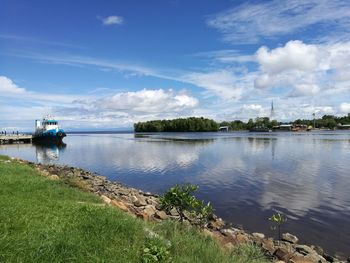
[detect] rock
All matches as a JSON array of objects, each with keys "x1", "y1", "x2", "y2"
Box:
[
  {"x1": 208, "y1": 218, "x2": 225, "y2": 230},
  {"x1": 131, "y1": 195, "x2": 147, "y2": 207},
  {"x1": 155, "y1": 210, "x2": 168, "y2": 220},
  {"x1": 310, "y1": 245, "x2": 324, "y2": 256},
  {"x1": 101, "y1": 195, "x2": 111, "y2": 204},
  {"x1": 323, "y1": 253, "x2": 335, "y2": 262},
  {"x1": 111, "y1": 199, "x2": 129, "y2": 212},
  {"x1": 274, "y1": 247, "x2": 292, "y2": 262},
  {"x1": 252, "y1": 232, "x2": 265, "y2": 239},
  {"x1": 169, "y1": 208, "x2": 179, "y2": 216},
  {"x1": 282, "y1": 233, "x2": 299, "y2": 244},
  {"x1": 142, "y1": 205, "x2": 156, "y2": 220},
  {"x1": 155, "y1": 203, "x2": 162, "y2": 210},
  {"x1": 305, "y1": 253, "x2": 328, "y2": 263},
  {"x1": 220, "y1": 228, "x2": 237, "y2": 237},
  {"x1": 289, "y1": 255, "x2": 314, "y2": 263},
  {"x1": 261, "y1": 238, "x2": 275, "y2": 254},
  {"x1": 295, "y1": 245, "x2": 314, "y2": 256},
  {"x1": 236, "y1": 233, "x2": 249, "y2": 244}
]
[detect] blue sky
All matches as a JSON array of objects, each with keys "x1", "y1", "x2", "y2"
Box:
[{"x1": 1, "y1": 0, "x2": 350, "y2": 130}]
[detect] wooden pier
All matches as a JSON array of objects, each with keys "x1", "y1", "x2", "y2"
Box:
[{"x1": 0, "y1": 134, "x2": 33, "y2": 144}]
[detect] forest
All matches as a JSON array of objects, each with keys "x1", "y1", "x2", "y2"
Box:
[{"x1": 134, "y1": 114, "x2": 350, "y2": 132}]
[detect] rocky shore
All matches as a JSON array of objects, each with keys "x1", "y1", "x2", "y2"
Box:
[{"x1": 12, "y1": 158, "x2": 348, "y2": 263}]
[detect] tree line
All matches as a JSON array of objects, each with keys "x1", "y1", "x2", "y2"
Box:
[
  {"x1": 293, "y1": 114, "x2": 350, "y2": 129},
  {"x1": 134, "y1": 114, "x2": 350, "y2": 132},
  {"x1": 134, "y1": 117, "x2": 219, "y2": 132}
]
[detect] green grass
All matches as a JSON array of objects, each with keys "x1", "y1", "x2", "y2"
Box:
[{"x1": 0, "y1": 155, "x2": 269, "y2": 263}]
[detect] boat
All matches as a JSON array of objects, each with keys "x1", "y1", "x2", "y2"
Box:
[
  {"x1": 33, "y1": 116, "x2": 66, "y2": 143},
  {"x1": 249, "y1": 126, "x2": 271, "y2": 132}
]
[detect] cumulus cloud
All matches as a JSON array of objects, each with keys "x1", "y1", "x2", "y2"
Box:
[
  {"x1": 0, "y1": 76, "x2": 26, "y2": 94},
  {"x1": 207, "y1": 0, "x2": 350, "y2": 43},
  {"x1": 52, "y1": 89, "x2": 200, "y2": 127},
  {"x1": 253, "y1": 40, "x2": 350, "y2": 99},
  {"x1": 96, "y1": 89, "x2": 198, "y2": 114},
  {"x1": 98, "y1": 15, "x2": 124, "y2": 26},
  {"x1": 339, "y1": 103, "x2": 350, "y2": 113},
  {"x1": 256, "y1": 41, "x2": 321, "y2": 74}
]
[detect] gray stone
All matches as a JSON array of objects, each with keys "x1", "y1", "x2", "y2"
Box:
[
  {"x1": 252, "y1": 232, "x2": 265, "y2": 239},
  {"x1": 311, "y1": 245, "x2": 324, "y2": 256},
  {"x1": 295, "y1": 245, "x2": 314, "y2": 256},
  {"x1": 169, "y1": 208, "x2": 179, "y2": 216},
  {"x1": 323, "y1": 253, "x2": 335, "y2": 262},
  {"x1": 220, "y1": 228, "x2": 237, "y2": 237},
  {"x1": 131, "y1": 195, "x2": 147, "y2": 207},
  {"x1": 261, "y1": 238, "x2": 275, "y2": 255},
  {"x1": 143, "y1": 205, "x2": 156, "y2": 219},
  {"x1": 274, "y1": 247, "x2": 292, "y2": 262},
  {"x1": 101, "y1": 195, "x2": 111, "y2": 204},
  {"x1": 208, "y1": 218, "x2": 225, "y2": 230},
  {"x1": 155, "y1": 210, "x2": 168, "y2": 220},
  {"x1": 282, "y1": 233, "x2": 299, "y2": 244}
]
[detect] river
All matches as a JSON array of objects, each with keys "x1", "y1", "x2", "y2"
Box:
[{"x1": 1, "y1": 131, "x2": 349, "y2": 257}]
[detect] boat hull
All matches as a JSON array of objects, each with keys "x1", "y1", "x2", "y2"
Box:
[{"x1": 33, "y1": 129, "x2": 66, "y2": 143}]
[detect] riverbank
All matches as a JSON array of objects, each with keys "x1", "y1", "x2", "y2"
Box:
[
  {"x1": 0, "y1": 155, "x2": 347, "y2": 262},
  {"x1": 0, "y1": 155, "x2": 267, "y2": 263}
]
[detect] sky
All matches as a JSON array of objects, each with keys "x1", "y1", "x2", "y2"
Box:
[{"x1": 1, "y1": 0, "x2": 350, "y2": 131}]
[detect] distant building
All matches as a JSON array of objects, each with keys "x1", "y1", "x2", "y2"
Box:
[{"x1": 219, "y1": 126, "x2": 229, "y2": 132}]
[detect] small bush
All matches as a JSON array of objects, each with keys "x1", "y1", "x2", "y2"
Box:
[
  {"x1": 160, "y1": 184, "x2": 213, "y2": 226},
  {"x1": 141, "y1": 238, "x2": 172, "y2": 263},
  {"x1": 269, "y1": 212, "x2": 286, "y2": 240}
]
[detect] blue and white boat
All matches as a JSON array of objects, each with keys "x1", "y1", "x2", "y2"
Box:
[{"x1": 33, "y1": 116, "x2": 66, "y2": 143}]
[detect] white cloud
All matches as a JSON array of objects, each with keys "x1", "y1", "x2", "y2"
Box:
[
  {"x1": 254, "y1": 40, "x2": 350, "y2": 99},
  {"x1": 207, "y1": 0, "x2": 350, "y2": 43},
  {"x1": 289, "y1": 84, "x2": 320, "y2": 97},
  {"x1": 51, "y1": 89, "x2": 200, "y2": 128},
  {"x1": 339, "y1": 103, "x2": 350, "y2": 113},
  {"x1": 183, "y1": 70, "x2": 251, "y2": 101},
  {"x1": 0, "y1": 76, "x2": 26, "y2": 94},
  {"x1": 99, "y1": 15, "x2": 124, "y2": 26},
  {"x1": 97, "y1": 89, "x2": 198, "y2": 114},
  {"x1": 256, "y1": 41, "x2": 320, "y2": 74},
  {"x1": 240, "y1": 104, "x2": 267, "y2": 117}
]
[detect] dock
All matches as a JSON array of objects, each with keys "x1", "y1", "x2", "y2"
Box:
[{"x1": 0, "y1": 134, "x2": 33, "y2": 144}]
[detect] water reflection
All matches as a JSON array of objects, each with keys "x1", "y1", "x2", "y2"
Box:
[{"x1": 33, "y1": 142, "x2": 66, "y2": 163}]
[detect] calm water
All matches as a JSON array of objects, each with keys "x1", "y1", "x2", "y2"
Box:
[{"x1": 1, "y1": 131, "x2": 350, "y2": 257}]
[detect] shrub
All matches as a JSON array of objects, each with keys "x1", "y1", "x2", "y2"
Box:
[
  {"x1": 160, "y1": 184, "x2": 213, "y2": 226},
  {"x1": 269, "y1": 212, "x2": 286, "y2": 240},
  {"x1": 141, "y1": 238, "x2": 172, "y2": 263}
]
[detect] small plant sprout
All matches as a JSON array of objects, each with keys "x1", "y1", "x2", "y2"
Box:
[{"x1": 269, "y1": 212, "x2": 287, "y2": 240}]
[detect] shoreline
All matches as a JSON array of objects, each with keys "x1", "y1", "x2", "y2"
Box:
[{"x1": 6, "y1": 156, "x2": 347, "y2": 263}]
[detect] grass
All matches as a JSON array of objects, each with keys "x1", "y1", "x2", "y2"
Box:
[{"x1": 0, "y1": 155, "x2": 269, "y2": 263}]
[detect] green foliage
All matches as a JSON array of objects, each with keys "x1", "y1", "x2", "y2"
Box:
[
  {"x1": 269, "y1": 212, "x2": 287, "y2": 240},
  {"x1": 134, "y1": 114, "x2": 350, "y2": 132},
  {"x1": 134, "y1": 117, "x2": 219, "y2": 132},
  {"x1": 142, "y1": 238, "x2": 172, "y2": 263},
  {"x1": 294, "y1": 114, "x2": 350, "y2": 129},
  {"x1": 160, "y1": 184, "x2": 213, "y2": 226}
]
